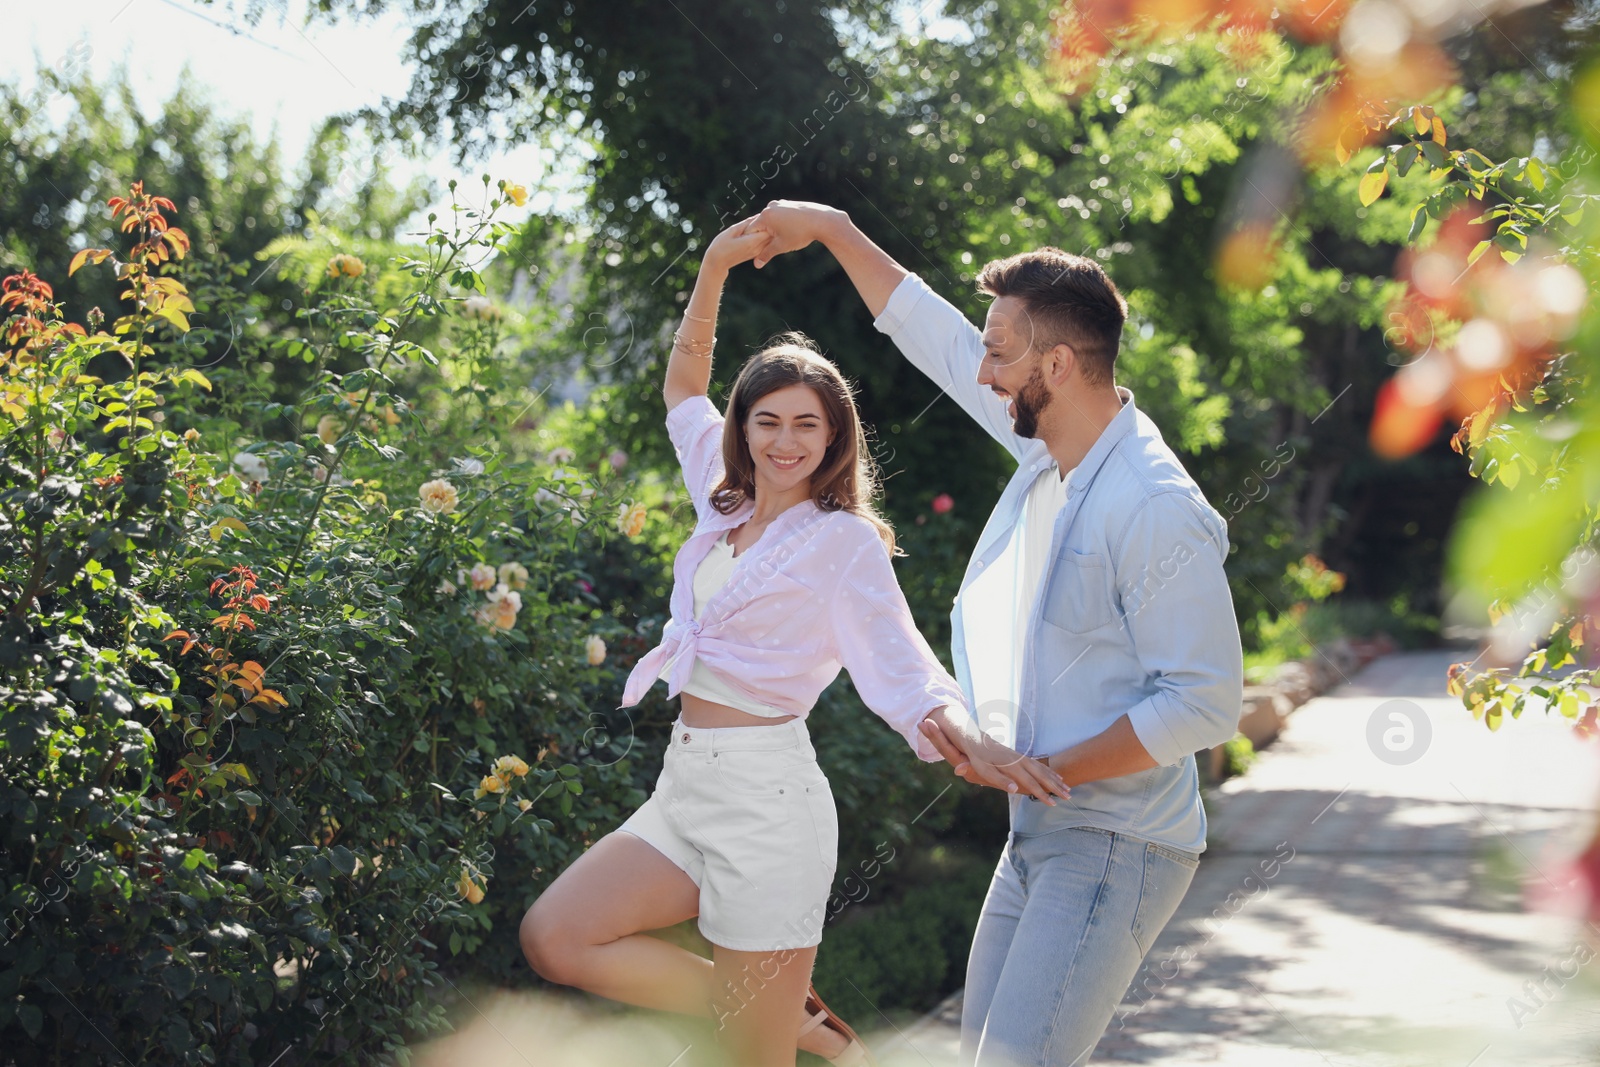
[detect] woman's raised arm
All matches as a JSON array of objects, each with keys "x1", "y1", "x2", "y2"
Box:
[{"x1": 662, "y1": 217, "x2": 773, "y2": 412}]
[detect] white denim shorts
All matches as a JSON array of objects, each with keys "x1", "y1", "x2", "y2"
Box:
[{"x1": 616, "y1": 716, "x2": 839, "y2": 951}]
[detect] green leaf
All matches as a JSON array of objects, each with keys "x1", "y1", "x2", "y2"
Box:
[
  {"x1": 1450, "y1": 458, "x2": 1588, "y2": 597},
  {"x1": 1395, "y1": 143, "x2": 1420, "y2": 178},
  {"x1": 1526, "y1": 157, "x2": 1546, "y2": 191},
  {"x1": 163, "y1": 965, "x2": 195, "y2": 999},
  {"x1": 172, "y1": 368, "x2": 212, "y2": 391},
  {"x1": 1467, "y1": 240, "x2": 1492, "y2": 266},
  {"x1": 1407, "y1": 204, "x2": 1428, "y2": 243},
  {"x1": 1419, "y1": 141, "x2": 1446, "y2": 168},
  {"x1": 329, "y1": 845, "x2": 357, "y2": 877}
]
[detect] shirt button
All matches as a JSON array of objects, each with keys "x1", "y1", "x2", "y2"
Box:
[{"x1": 681, "y1": 733, "x2": 690, "y2": 743}]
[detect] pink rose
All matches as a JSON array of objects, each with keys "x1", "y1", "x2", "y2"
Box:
[{"x1": 932, "y1": 493, "x2": 954, "y2": 514}]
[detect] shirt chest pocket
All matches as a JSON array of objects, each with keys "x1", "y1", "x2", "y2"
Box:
[{"x1": 1039, "y1": 549, "x2": 1117, "y2": 634}]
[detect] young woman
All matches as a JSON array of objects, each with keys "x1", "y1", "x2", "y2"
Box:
[{"x1": 519, "y1": 218, "x2": 1072, "y2": 1067}]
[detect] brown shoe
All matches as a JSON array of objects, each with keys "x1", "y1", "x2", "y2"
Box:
[{"x1": 799, "y1": 983, "x2": 874, "y2": 1065}]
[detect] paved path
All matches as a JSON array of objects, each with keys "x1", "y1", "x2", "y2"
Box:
[{"x1": 877, "y1": 649, "x2": 1600, "y2": 1066}]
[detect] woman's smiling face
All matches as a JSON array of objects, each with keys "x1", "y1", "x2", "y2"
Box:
[{"x1": 743, "y1": 383, "x2": 834, "y2": 494}]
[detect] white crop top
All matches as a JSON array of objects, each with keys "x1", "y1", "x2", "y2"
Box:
[{"x1": 677, "y1": 531, "x2": 791, "y2": 717}]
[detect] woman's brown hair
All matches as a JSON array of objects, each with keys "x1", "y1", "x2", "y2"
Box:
[{"x1": 710, "y1": 332, "x2": 898, "y2": 555}]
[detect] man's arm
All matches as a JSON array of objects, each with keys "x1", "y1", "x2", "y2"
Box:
[
  {"x1": 926, "y1": 492, "x2": 1241, "y2": 793},
  {"x1": 1075, "y1": 493, "x2": 1246, "y2": 771},
  {"x1": 1046, "y1": 714, "x2": 1158, "y2": 787},
  {"x1": 753, "y1": 202, "x2": 906, "y2": 317}
]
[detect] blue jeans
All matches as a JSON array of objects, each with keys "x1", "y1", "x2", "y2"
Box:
[{"x1": 961, "y1": 826, "x2": 1200, "y2": 1066}]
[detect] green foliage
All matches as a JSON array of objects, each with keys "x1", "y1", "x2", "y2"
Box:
[
  {"x1": 811, "y1": 847, "x2": 993, "y2": 1019},
  {"x1": 0, "y1": 61, "x2": 436, "y2": 428},
  {"x1": 0, "y1": 180, "x2": 674, "y2": 1064},
  {"x1": 1343, "y1": 75, "x2": 1600, "y2": 734},
  {"x1": 0, "y1": 167, "x2": 983, "y2": 1061},
  {"x1": 1222, "y1": 734, "x2": 1257, "y2": 777},
  {"x1": 302, "y1": 0, "x2": 1488, "y2": 644}
]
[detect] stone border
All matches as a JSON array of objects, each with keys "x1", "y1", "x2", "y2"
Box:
[{"x1": 1201, "y1": 634, "x2": 1399, "y2": 783}]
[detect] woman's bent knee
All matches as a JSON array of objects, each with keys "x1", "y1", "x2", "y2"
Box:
[{"x1": 520, "y1": 898, "x2": 580, "y2": 986}]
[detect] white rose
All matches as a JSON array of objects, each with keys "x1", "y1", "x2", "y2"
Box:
[
  {"x1": 233, "y1": 452, "x2": 269, "y2": 483},
  {"x1": 418, "y1": 478, "x2": 458, "y2": 515}
]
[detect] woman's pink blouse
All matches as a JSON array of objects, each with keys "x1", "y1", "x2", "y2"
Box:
[{"x1": 618, "y1": 394, "x2": 968, "y2": 761}]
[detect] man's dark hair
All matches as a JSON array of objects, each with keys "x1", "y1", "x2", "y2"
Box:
[{"x1": 976, "y1": 248, "x2": 1128, "y2": 386}]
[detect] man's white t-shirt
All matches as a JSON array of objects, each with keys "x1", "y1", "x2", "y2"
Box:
[{"x1": 961, "y1": 459, "x2": 1069, "y2": 748}]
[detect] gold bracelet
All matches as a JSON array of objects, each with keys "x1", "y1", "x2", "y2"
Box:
[
  {"x1": 682, "y1": 311, "x2": 714, "y2": 325},
  {"x1": 672, "y1": 332, "x2": 716, "y2": 357}
]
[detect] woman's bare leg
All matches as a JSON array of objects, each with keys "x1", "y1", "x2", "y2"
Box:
[
  {"x1": 520, "y1": 831, "x2": 709, "y2": 1013},
  {"x1": 712, "y1": 943, "x2": 821, "y2": 1067},
  {"x1": 519, "y1": 832, "x2": 848, "y2": 1059}
]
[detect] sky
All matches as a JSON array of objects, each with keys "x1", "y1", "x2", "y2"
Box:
[{"x1": 5, "y1": 0, "x2": 576, "y2": 227}]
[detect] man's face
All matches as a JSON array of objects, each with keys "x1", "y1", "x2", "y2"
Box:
[{"x1": 979, "y1": 295, "x2": 1053, "y2": 439}]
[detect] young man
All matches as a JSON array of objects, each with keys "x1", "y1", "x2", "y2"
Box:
[{"x1": 752, "y1": 201, "x2": 1245, "y2": 1066}]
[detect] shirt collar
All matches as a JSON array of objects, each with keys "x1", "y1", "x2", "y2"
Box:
[
  {"x1": 1032, "y1": 385, "x2": 1137, "y2": 495},
  {"x1": 697, "y1": 494, "x2": 820, "y2": 539}
]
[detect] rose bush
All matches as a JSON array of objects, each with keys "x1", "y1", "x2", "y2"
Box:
[{"x1": 0, "y1": 179, "x2": 689, "y2": 1065}]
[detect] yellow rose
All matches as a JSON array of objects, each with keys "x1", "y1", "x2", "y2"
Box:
[
  {"x1": 468, "y1": 563, "x2": 497, "y2": 590},
  {"x1": 504, "y1": 183, "x2": 529, "y2": 207},
  {"x1": 493, "y1": 754, "x2": 530, "y2": 779},
  {"x1": 456, "y1": 868, "x2": 485, "y2": 904},
  {"x1": 516, "y1": 798, "x2": 533, "y2": 813},
  {"x1": 326, "y1": 253, "x2": 366, "y2": 279},
  {"x1": 478, "y1": 773, "x2": 506, "y2": 796},
  {"x1": 585, "y1": 634, "x2": 607, "y2": 666},
  {"x1": 617, "y1": 501, "x2": 648, "y2": 538},
  {"x1": 481, "y1": 584, "x2": 521, "y2": 630}
]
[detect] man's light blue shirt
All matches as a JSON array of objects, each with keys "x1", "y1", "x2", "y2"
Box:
[{"x1": 875, "y1": 274, "x2": 1245, "y2": 853}]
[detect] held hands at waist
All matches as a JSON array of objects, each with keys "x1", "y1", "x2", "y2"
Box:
[{"x1": 919, "y1": 707, "x2": 1073, "y2": 806}]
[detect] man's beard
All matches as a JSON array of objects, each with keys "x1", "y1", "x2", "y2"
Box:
[{"x1": 1010, "y1": 364, "x2": 1052, "y2": 439}]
